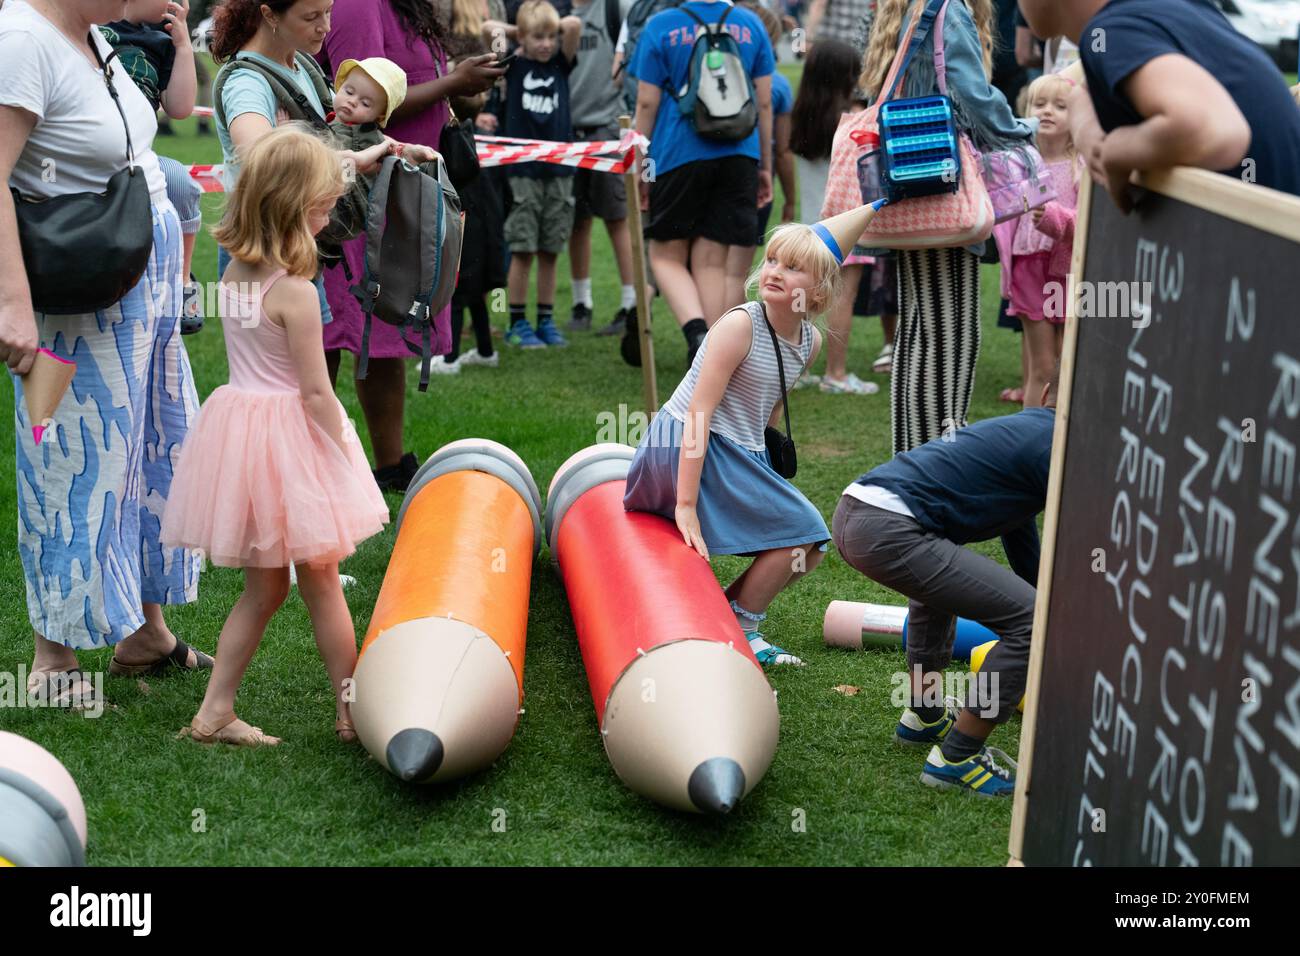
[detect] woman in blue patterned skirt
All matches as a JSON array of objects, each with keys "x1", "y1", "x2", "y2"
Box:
[{"x1": 0, "y1": 0, "x2": 209, "y2": 708}]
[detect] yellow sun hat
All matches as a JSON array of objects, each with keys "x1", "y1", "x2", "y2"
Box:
[{"x1": 334, "y1": 57, "x2": 408, "y2": 128}]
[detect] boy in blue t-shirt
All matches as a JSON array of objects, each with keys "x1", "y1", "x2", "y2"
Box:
[
  {"x1": 501, "y1": 0, "x2": 583, "y2": 349},
  {"x1": 629, "y1": 0, "x2": 775, "y2": 366},
  {"x1": 1019, "y1": 0, "x2": 1300, "y2": 207}
]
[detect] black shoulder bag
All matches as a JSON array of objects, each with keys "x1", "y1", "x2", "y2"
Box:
[
  {"x1": 11, "y1": 34, "x2": 152, "y2": 315},
  {"x1": 761, "y1": 305, "x2": 798, "y2": 479},
  {"x1": 426, "y1": 41, "x2": 482, "y2": 191}
]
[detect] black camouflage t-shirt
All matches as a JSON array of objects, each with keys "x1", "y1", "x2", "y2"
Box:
[{"x1": 100, "y1": 20, "x2": 175, "y2": 111}]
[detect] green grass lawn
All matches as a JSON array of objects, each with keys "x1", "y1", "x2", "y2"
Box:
[{"x1": 0, "y1": 114, "x2": 1031, "y2": 867}]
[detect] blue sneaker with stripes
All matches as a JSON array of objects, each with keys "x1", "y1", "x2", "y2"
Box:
[
  {"x1": 920, "y1": 744, "x2": 1017, "y2": 797},
  {"x1": 894, "y1": 695, "x2": 960, "y2": 747},
  {"x1": 506, "y1": 319, "x2": 545, "y2": 349}
]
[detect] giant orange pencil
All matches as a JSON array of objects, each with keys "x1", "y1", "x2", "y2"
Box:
[
  {"x1": 546, "y1": 444, "x2": 779, "y2": 815},
  {"x1": 352, "y1": 439, "x2": 541, "y2": 783}
]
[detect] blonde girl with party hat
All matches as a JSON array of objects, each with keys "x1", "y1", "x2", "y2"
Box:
[
  {"x1": 162, "y1": 124, "x2": 390, "y2": 747},
  {"x1": 623, "y1": 203, "x2": 884, "y2": 667}
]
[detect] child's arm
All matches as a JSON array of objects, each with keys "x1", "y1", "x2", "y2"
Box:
[
  {"x1": 160, "y1": 0, "x2": 197, "y2": 120},
  {"x1": 560, "y1": 16, "x2": 582, "y2": 63},
  {"x1": 481, "y1": 19, "x2": 516, "y2": 53},
  {"x1": 633, "y1": 80, "x2": 661, "y2": 210},
  {"x1": 1094, "y1": 54, "x2": 1251, "y2": 211},
  {"x1": 1032, "y1": 200, "x2": 1075, "y2": 244},
  {"x1": 774, "y1": 109, "x2": 795, "y2": 222},
  {"x1": 754, "y1": 74, "x2": 773, "y2": 208},
  {"x1": 275, "y1": 278, "x2": 346, "y2": 452},
  {"x1": 676, "y1": 309, "x2": 752, "y2": 559}
]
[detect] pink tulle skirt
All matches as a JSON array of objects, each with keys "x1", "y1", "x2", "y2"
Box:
[{"x1": 160, "y1": 387, "x2": 390, "y2": 568}]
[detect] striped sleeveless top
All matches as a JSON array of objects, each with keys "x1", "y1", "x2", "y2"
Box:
[{"x1": 661, "y1": 302, "x2": 814, "y2": 452}]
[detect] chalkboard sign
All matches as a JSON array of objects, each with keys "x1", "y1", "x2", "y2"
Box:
[{"x1": 1009, "y1": 169, "x2": 1300, "y2": 866}]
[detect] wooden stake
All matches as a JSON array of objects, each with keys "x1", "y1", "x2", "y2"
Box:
[{"x1": 620, "y1": 114, "x2": 657, "y2": 415}]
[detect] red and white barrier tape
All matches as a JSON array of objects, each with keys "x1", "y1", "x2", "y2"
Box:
[
  {"x1": 475, "y1": 130, "x2": 648, "y2": 173},
  {"x1": 184, "y1": 130, "x2": 648, "y2": 192}
]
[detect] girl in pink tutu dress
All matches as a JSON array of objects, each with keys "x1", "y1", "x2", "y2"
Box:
[{"x1": 162, "y1": 125, "x2": 389, "y2": 747}]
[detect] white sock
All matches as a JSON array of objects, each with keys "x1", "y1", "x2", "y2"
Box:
[
  {"x1": 620, "y1": 284, "x2": 636, "y2": 310},
  {"x1": 573, "y1": 278, "x2": 593, "y2": 308}
]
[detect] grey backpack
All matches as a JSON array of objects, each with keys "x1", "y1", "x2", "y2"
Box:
[
  {"x1": 674, "y1": 3, "x2": 757, "y2": 142},
  {"x1": 350, "y1": 155, "x2": 465, "y2": 391}
]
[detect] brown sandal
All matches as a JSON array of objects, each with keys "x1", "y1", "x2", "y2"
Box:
[
  {"x1": 178, "y1": 713, "x2": 281, "y2": 747},
  {"x1": 110, "y1": 637, "x2": 214, "y2": 676}
]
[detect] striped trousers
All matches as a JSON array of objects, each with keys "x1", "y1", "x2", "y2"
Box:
[{"x1": 891, "y1": 247, "x2": 982, "y2": 455}]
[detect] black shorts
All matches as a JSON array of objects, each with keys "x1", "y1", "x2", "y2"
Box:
[
  {"x1": 573, "y1": 124, "x2": 628, "y2": 222},
  {"x1": 645, "y1": 155, "x2": 759, "y2": 247}
]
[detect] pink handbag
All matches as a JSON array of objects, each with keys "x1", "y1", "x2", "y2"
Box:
[
  {"x1": 822, "y1": 0, "x2": 993, "y2": 250},
  {"x1": 984, "y1": 148, "x2": 1056, "y2": 223}
]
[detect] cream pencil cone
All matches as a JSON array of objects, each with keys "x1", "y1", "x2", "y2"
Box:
[
  {"x1": 811, "y1": 198, "x2": 889, "y2": 264},
  {"x1": 22, "y1": 349, "x2": 75, "y2": 445}
]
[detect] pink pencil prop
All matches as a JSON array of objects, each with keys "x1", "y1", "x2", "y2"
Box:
[{"x1": 23, "y1": 349, "x2": 75, "y2": 445}]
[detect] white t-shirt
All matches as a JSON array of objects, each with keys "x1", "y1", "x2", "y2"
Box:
[{"x1": 0, "y1": 0, "x2": 166, "y2": 203}]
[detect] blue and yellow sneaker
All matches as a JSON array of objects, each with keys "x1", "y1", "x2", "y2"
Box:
[
  {"x1": 506, "y1": 319, "x2": 545, "y2": 349},
  {"x1": 920, "y1": 744, "x2": 1017, "y2": 797},
  {"x1": 894, "y1": 695, "x2": 960, "y2": 747},
  {"x1": 535, "y1": 317, "x2": 568, "y2": 347}
]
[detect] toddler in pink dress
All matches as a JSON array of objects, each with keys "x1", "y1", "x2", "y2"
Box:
[{"x1": 162, "y1": 126, "x2": 389, "y2": 747}]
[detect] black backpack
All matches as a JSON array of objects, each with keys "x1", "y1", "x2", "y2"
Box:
[{"x1": 349, "y1": 155, "x2": 465, "y2": 391}]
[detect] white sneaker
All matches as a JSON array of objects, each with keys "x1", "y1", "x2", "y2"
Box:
[
  {"x1": 288, "y1": 564, "x2": 355, "y2": 589},
  {"x1": 872, "y1": 343, "x2": 894, "y2": 374},
  {"x1": 457, "y1": 350, "x2": 499, "y2": 368},
  {"x1": 428, "y1": 356, "x2": 461, "y2": 375},
  {"x1": 820, "y1": 372, "x2": 880, "y2": 395}
]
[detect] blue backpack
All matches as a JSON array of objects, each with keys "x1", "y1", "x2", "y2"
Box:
[{"x1": 673, "y1": 3, "x2": 757, "y2": 141}]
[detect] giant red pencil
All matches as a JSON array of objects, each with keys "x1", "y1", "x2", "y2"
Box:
[{"x1": 546, "y1": 444, "x2": 779, "y2": 815}]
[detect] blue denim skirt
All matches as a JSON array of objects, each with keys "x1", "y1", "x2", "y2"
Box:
[{"x1": 622, "y1": 409, "x2": 829, "y2": 556}]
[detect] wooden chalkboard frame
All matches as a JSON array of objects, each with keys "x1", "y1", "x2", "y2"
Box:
[{"x1": 1007, "y1": 166, "x2": 1300, "y2": 865}]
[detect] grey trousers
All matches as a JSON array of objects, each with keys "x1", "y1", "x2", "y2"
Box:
[{"x1": 831, "y1": 495, "x2": 1035, "y2": 724}]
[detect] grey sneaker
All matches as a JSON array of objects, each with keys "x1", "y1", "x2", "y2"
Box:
[
  {"x1": 597, "y1": 307, "x2": 631, "y2": 337},
  {"x1": 567, "y1": 303, "x2": 593, "y2": 332}
]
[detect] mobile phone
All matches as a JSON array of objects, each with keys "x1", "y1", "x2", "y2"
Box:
[{"x1": 495, "y1": 51, "x2": 517, "y2": 69}]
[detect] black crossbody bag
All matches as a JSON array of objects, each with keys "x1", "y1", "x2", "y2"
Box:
[
  {"x1": 12, "y1": 34, "x2": 152, "y2": 315},
  {"x1": 761, "y1": 305, "x2": 798, "y2": 479},
  {"x1": 426, "y1": 42, "x2": 482, "y2": 191}
]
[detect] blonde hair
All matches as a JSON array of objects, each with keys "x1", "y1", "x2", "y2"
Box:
[
  {"x1": 747, "y1": 223, "x2": 843, "y2": 317},
  {"x1": 212, "y1": 124, "x2": 344, "y2": 279},
  {"x1": 1024, "y1": 72, "x2": 1079, "y2": 163},
  {"x1": 860, "y1": 0, "x2": 995, "y2": 100},
  {"x1": 450, "y1": 0, "x2": 485, "y2": 37},
  {"x1": 516, "y1": 0, "x2": 559, "y2": 35}
]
